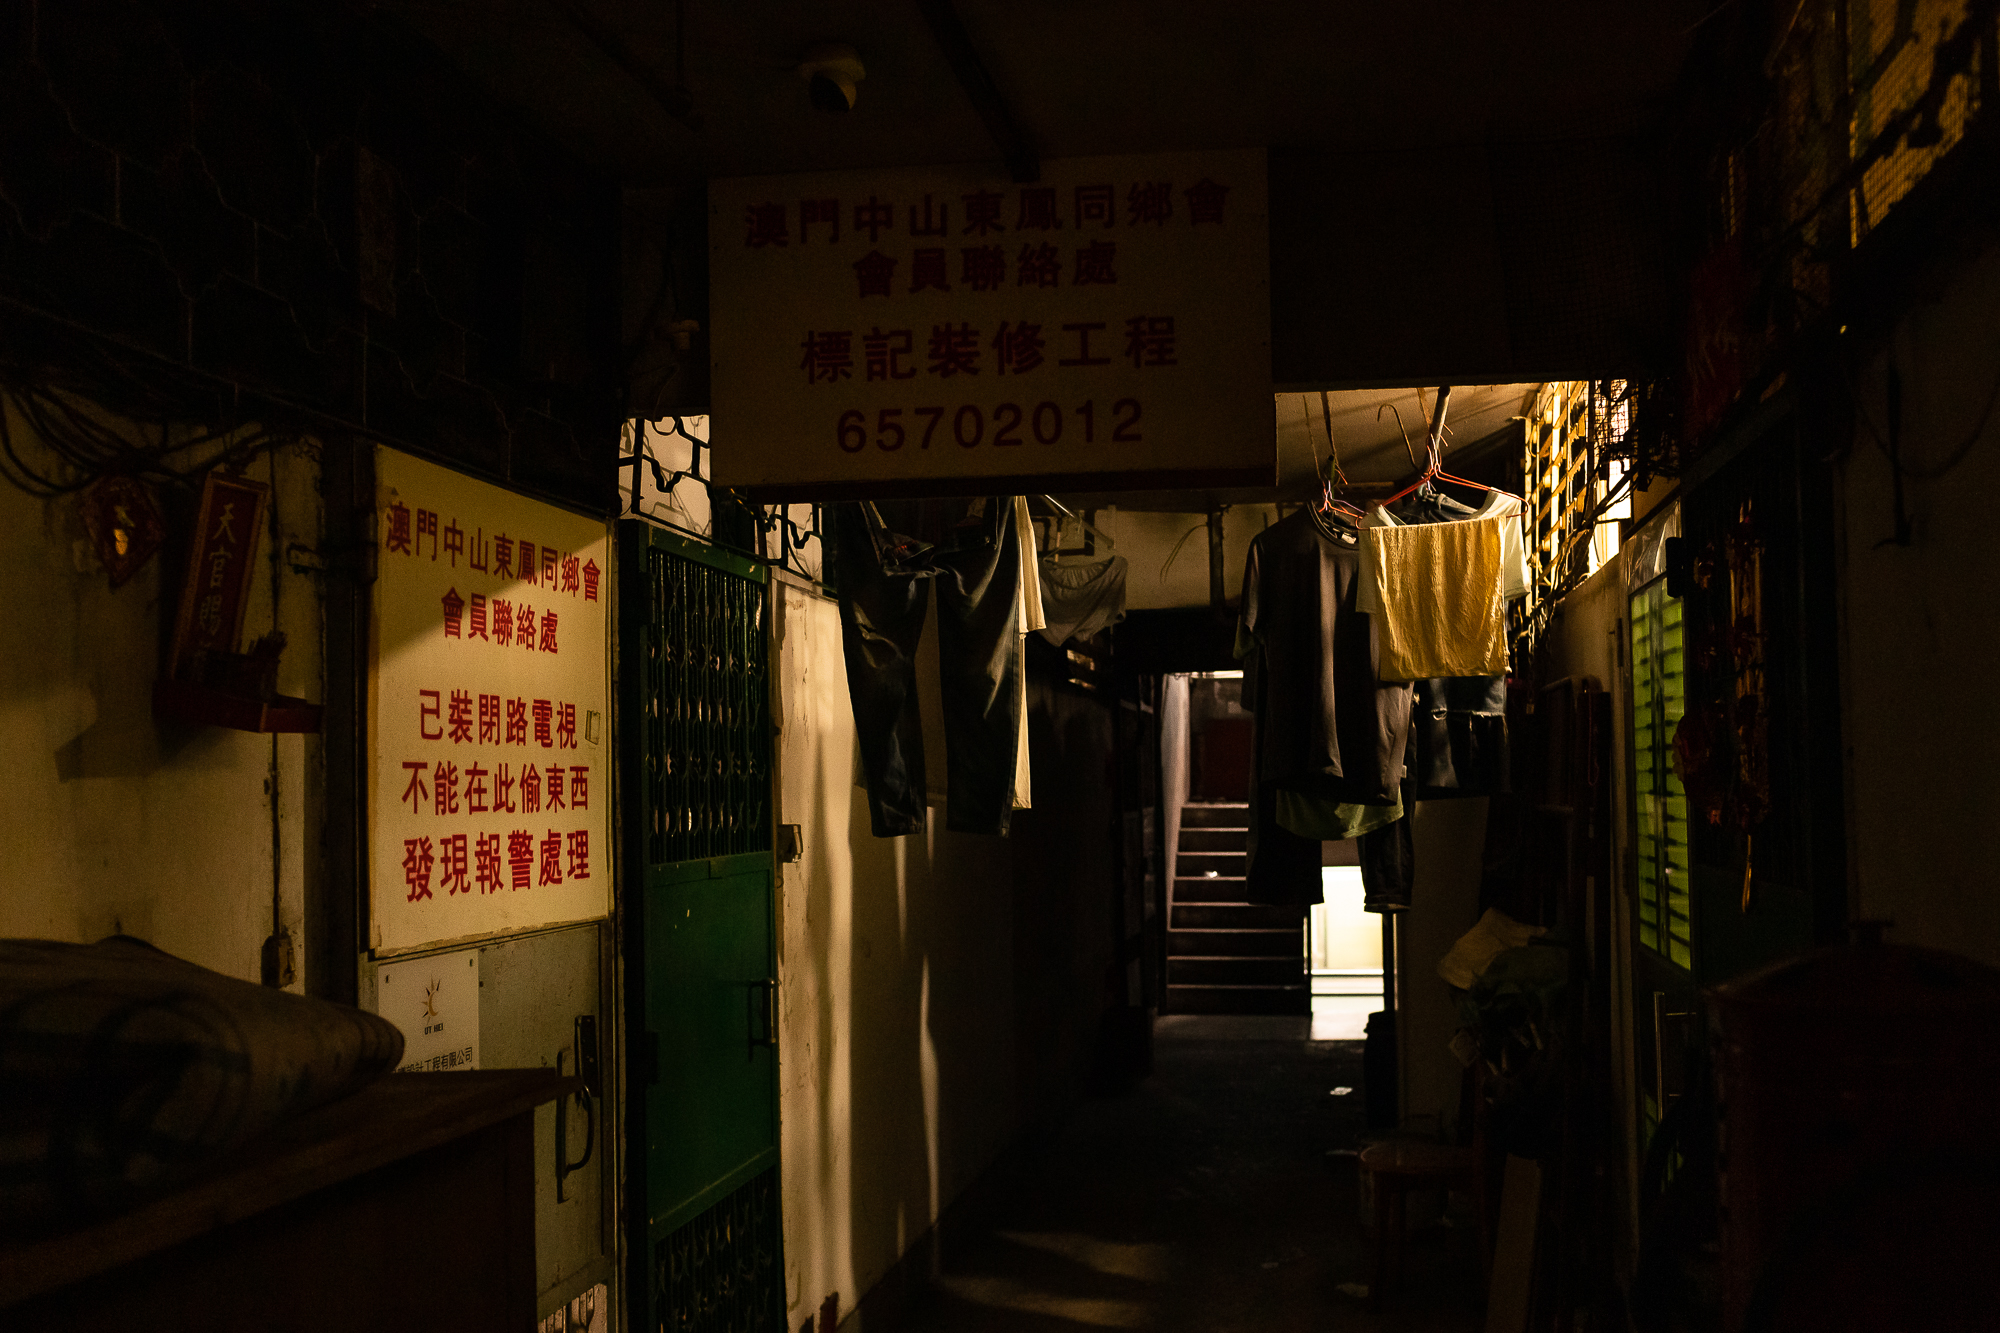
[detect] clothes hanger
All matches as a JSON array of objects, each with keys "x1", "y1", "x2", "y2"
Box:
[
  {"x1": 1378, "y1": 386, "x2": 1524, "y2": 508},
  {"x1": 1035, "y1": 494, "x2": 1116, "y2": 560},
  {"x1": 1310, "y1": 392, "x2": 1367, "y2": 523}
]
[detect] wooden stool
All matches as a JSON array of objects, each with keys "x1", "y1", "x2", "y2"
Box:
[{"x1": 1359, "y1": 1138, "x2": 1483, "y2": 1309}]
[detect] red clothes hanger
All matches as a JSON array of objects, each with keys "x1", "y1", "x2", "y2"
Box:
[{"x1": 1378, "y1": 385, "x2": 1524, "y2": 508}]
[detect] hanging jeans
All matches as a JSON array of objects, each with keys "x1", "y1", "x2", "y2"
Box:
[
  {"x1": 835, "y1": 500, "x2": 1022, "y2": 838},
  {"x1": 1358, "y1": 770, "x2": 1416, "y2": 912}
]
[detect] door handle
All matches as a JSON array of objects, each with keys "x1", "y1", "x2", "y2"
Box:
[
  {"x1": 1651, "y1": 990, "x2": 1694, "y2": 1112},
  {"x1": 748, "y1": 978, "x2": 778, "y2": 1056},
  {"x1": 556, "y1": 1015, "x2": 598, "y2": 1203}
]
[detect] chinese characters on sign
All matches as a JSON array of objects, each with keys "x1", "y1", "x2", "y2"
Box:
[
  {"x1": 710, "y1": 151, "x2": 1271, "y2": 495},
  {"x1": 370, "y1": 448, "x2": 611, "y2": 953},
  {"x1": 166, "y1": 470, "x2": 270, "y2": 679}
]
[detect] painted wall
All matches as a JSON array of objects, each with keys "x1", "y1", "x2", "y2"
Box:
[
  {"x1": 1837, "y1": 235, "x2": 2000, "y2": 967},
  {"x1": 772, "y1": 575, "x2": 1121, "y2": 1329},
  {"x1": 1396, "y1": 798, "x2": 1488, "y2": 1137},
  {"x1": 1098, "y1": 505, "x2": 1281, "y2": 611},
  {"x1": 1536, "y1": 555, "x2": 1643, "y2": 1264},
  {"x1": 0, "y1": 407, "x2": 323, "y2": 992}
]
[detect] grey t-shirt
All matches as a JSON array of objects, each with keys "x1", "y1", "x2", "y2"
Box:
[{"x1": 1238, "y1": 507, "x2": 1413, "y2": 805}]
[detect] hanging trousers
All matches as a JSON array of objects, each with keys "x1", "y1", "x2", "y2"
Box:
[{"x1": 834, "y1": 501, "x2": 1022, "y2": 838}]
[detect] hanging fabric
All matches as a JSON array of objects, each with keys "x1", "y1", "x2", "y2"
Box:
[
  {"x1": 1356, "y1": 516, "x2": 1509, "y2": 679},
  {"x1": 1235, "y1": 505, "x2": 1414, "y2": 906}
]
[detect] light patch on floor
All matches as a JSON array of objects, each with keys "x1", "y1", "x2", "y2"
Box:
[
  {"x1": 992, "y1": 1231, "x2": 1172, "y2": 1282},
  {"x1": 931, "y1": 1273, "x2": 1153, "y2": 1328},
  {"x1": 1309, "y1": 994, "x2": 1377, "y2": 1040}
]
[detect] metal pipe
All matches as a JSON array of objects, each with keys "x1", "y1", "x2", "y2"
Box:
[
  {"x1": 916, "y1": 0, "x2": 1040, "y2": 182},
  {"x1": 1206, "y1": 507, "x2": 1226, "y2": 610},
  {"x1": 1428, "y1": 384, "x2": 1454, "y2": 456},
  {"x1": 549, "y1": 0, "x2": 701, "y2": 132}
]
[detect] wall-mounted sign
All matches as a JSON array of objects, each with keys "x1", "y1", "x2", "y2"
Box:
[
  {"x1": 377, "y1": 949, "x2": 480, "y2": 1072},
  {"x1": 79, "y1": 474, "x2": 166, "y2": 589},
  {"x1": 370, "y1": 448, "x2": 611, "y2": 953},
  {"x1": 166, "y1": 470, "x2": 268, "y2": 678},
  {"x1": 709, "y1": 149, "x2": 1272, "y2": 499}
]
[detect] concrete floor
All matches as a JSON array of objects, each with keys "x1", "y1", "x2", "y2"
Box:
[{"x1": 902, "y1": 1017, "x2": 1485, "y2": 1333}]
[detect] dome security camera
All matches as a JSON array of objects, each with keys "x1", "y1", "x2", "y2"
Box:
[{"x1": 798, "y1": 45, "x2": 864, "y2": 113}]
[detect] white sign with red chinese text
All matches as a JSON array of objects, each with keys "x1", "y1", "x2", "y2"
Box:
[
  {"x1": 370, "y1": 448, "x2": 611, "y2": 953},
  {"x1": 378, "y1": 949, "x2": 481, "y2": 1073},
  {"x1": 708, "y1": 149, "x2": 1272, "y2": 498}
]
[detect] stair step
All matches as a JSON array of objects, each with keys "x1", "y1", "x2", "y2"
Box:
[
  {"x1": 1177, "y1": 827, "x2": 1248, "y2": 853},
  {"x1": 1162, "y1": 984, "x2": 1311, "y2": 1016},
  {"x1": 1175, "y1": 851, "x2": 1247, "y2": 877},
  {"x1": 1179, "y1": 803, "x2": 1249, "y2": 828},
  {"x1": 1171, "y1": 902, "x2": 1307, "y2": 930},
  {"x1": 1168, "y1": 880, "x2": 1248, "y2": 904},
  {"x1": 1172, "y1": 878, "x2": 1251, "y2": 904},
  {"x1": 1169, "y1": 956, "x2": 1307, "y2": 986},
  {"x1": 1168, "y1": 929, "x2": 1306, "y2": 957}
]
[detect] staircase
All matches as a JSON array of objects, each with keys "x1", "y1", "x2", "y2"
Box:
[{"x1": 1165, "y1": 803, "x2": 1309, "y2": 1014}]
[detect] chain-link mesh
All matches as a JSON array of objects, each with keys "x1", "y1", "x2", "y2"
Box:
[{"x1": 1751, "y1": 0, "x2": 1996, "y2": 278}]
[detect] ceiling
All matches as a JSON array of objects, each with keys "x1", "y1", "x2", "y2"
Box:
[
  {"x1": 387, "y1": 0, "x2": 1714, "y2": 188},
  {"x1": 1057, "y1": 384, "x2": 1535, "y2": 512},
  {"x1": 385, "y1": 3, "x2": 1674, "y2": 510}
]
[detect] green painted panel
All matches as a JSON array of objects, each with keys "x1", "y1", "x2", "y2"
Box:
[{"x1": 644, "y1": 863, "x2": 778, "y2": 1231}]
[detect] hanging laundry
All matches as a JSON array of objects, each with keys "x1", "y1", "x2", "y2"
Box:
[
  {"x1": 1356, "y1": 514, "x2": 1508, "y2": 680},
  {"x1": 1236, "y1": 506, "x2": 1414, "y2": 905},
  {"x1": 1370, "y1": 490, "x2": 1525, "y2": 796},
  {"x1": 834, "y1": 499, "x2": 1026, "y2": 838},
  {"x1": 1012, "y1": 497, "x2": 1044, "y2": 811},
  {"x1": 1037, "y1": 553, "x2": 1128, "y2": 647}
]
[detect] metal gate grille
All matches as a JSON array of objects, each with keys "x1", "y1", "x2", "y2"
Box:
[
  {"x1": 655, "y1": 1168, "x2": 783, "y2": 1333},
  {"x1": 643, "y1": 547, "x2": 771, "y2": 865}
]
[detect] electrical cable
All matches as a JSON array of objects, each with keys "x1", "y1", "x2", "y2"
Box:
[{"x1": 1846, "y1": 353, "x2": 2000, "y2": 481}]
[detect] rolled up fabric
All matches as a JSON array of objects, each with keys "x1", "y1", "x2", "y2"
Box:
[{"x1": 0, "y1": 936, "x2": 404, "y2": 1236}]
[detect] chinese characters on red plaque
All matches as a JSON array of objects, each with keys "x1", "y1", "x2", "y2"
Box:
[
  {"x1": 166, "y1": 470, "x2": 269, "y2": 679},
  {"x1": 709, "y1": 150, "x2": 1272, "y2": 497},
  {"x1": 369, "y1": 448, "x2": 611, "y2": 952}
]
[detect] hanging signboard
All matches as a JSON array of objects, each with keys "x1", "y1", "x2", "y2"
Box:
[
  {"x1": 370, "y1": 448, "x2": 611, "y2": 954},
  {"x1": 166, "y1": 470, "x2": 268, "y2": 678},
  {"x1": 708, "y1": 149, "x2": 1272, "y2": 499}
]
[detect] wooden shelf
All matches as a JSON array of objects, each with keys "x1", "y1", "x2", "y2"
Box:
[{"x1": 1, "y1": 1069, "x2": 573, "y2": 1311}]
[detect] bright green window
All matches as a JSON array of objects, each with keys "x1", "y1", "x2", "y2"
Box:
[{"x1": 1631, "y1": 581, "x2": 1692, "y2": 970}]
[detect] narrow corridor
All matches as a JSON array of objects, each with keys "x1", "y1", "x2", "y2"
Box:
[{"x1": 905, "y1": 1020, "x2": 1485, "y2": 1333}]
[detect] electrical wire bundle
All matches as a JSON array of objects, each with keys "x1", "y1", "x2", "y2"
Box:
[{"x1": 0, "y1": 316, "x2": 294, "y2": 498}]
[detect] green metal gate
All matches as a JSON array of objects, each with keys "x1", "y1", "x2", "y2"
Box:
[{"x1": 619, "y1": 521, "x2": 783, "y2": 1333}]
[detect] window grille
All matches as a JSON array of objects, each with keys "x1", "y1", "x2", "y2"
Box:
[
  {"x1": 654, "y1": 1167, "x2": 784, "y2": 1333},
  {"x1": 1515, "y1": 381, "x2": 1635, "y2": 661},
  {"x1": 1756, "y1": 0, "x2": 1997, "y2": 272},
  {"x1": 641, "y1": 542, "x2": 771, "y2": 866}
]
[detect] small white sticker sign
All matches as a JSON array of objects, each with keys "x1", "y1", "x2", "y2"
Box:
[{"x1": 379, "y1": 950, "x2": 481, "y2": 1073}]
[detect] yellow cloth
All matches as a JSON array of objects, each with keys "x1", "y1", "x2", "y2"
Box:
[
  {"x1": 1358, "y1": 515, "x2": 1507, "y2": 680},
  {"x1": 1275, "y1": 787, "x2": 1402, "y2": 841},
  {"x1": 1436, "y1": 907, "x2": 1548, "y2": 990}
]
